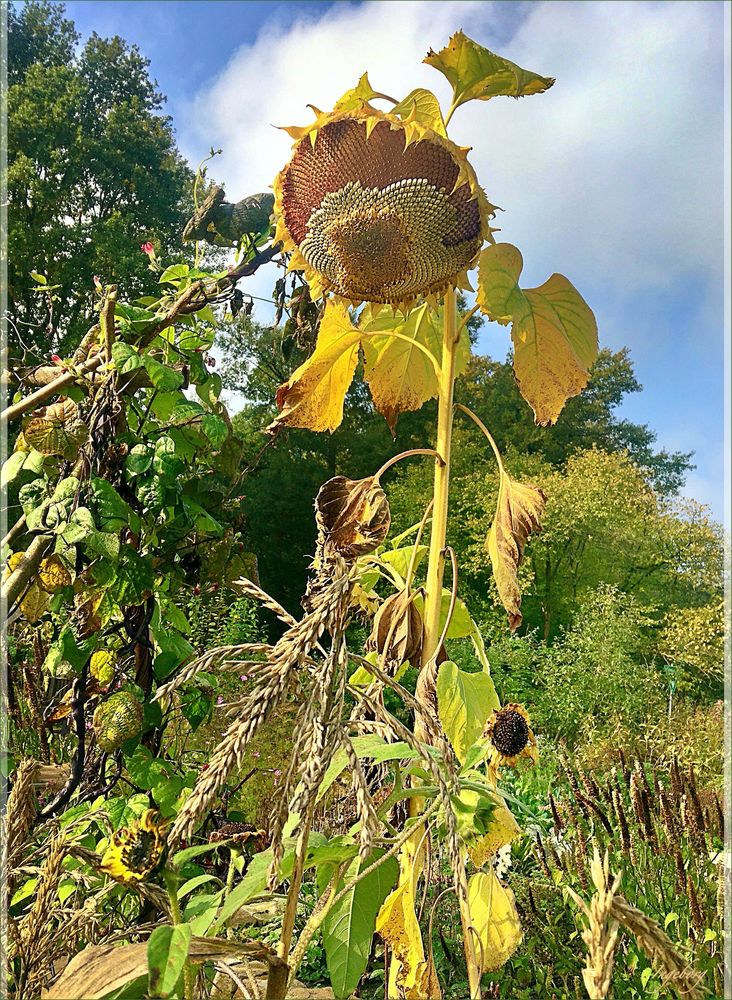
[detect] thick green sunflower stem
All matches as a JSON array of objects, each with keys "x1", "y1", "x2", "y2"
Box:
[{"x1": 415, "y1": 287, "x2": 483, "y2": 1000}]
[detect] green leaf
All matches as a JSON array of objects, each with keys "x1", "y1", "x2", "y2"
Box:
[
  {"x1": 30, "y1": 271, "x2": 48, "y2": 284},
  {"x1": 1, "y1": 448, "x2": 44, "y2": 485},
  {"x1": 477, "y1": 243, "x2": 598, "y2": 426},
  {"x1": 173, "y1": 843, "x2": 224, "y2": 867},
  {"x1": 90, "y1": 477, "x2": 131, "y2": 532},
  {"x1": 412, "y1": 591, "x2": 473, "y2": 638},
  {"x1": 107, "y1": 547, "x2": 154, "y2": 605},
  {"x1": 159, "y1": 264, "x2": 190, "y2": 285},
  {"x1": 380, "y1": 544, "x2": 428, "y2": 581},
  {"x1": 126, "y1": 444, "x2": 154, "y2": 477},
  {"x1": 322, "y1": 850, "x2": 400, "y2": 999},
  {"x1": 424, "y1": 30, "x2": 554, "y2": 108},
  {"x1": 392, "y1": 87, "x2": 447, "y2": 135},
  {"x1": 112, "y1": 342, "x2": 142, "y2": 374},
  {"x1": 183, "y1": 892, "x2": 222, "y2": 935},
  {"x1": 437, "y1": 661, "x2": 499, "y2": 763},
  {"x1": 212, "y1": 849, "x2": 273, "y2": 929},
  {"x1": 178, "y1": 873, "x2": 219, "y2": 899},
  {"x1": 201, "y1": 413, "x2": 229, "y2": 449},
  {"x1": 147, "y1": 923, "x2": 191, "y2": 998},
  {"x1": 317, "y1": 737, "x2": 417, "y2": 803},
  {"x1": 142, "y1": 355, "x2": 184, "y2": 392}
]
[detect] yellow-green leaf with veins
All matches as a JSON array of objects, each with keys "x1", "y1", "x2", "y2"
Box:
[
  {"x1": 392, "y1": 88, "x2": 447, "y2": 136},
  {"x1": 477, "y1": 243, "x2": 598, "y2": 425},
  {"x1": 424, "y1": 31, "x2": 554, "y2": 109},
  {"x1": 333, "y1": 72, "x2": 379, "y2": 113},
  {"x1": 467, "y1": 871, "x2": 523, "y2": 971},
  {"x1": 270, "y1": 300, "x2": 362, "y2": 433},
  {"x1": 361, "y1": 303, "x2": 469, "y2": 432},
  {"x1": 486, "y1": 465, "x2": 546, "y2": 631}
]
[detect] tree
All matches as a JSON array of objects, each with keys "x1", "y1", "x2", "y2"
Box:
[{"x1": 7, "y1": 1, "x2": 194, "y2": 358}]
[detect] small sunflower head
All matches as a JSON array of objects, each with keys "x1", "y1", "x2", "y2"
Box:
[
  {"x1": 483, "y1": 704, "x2": 538, "y2": 770},
  {"x1": 100, "y1": 808, "x2": 167, "y2": 884},
  {"x1": 273, "y1": 104, "x2": 494, "y2": 307}
]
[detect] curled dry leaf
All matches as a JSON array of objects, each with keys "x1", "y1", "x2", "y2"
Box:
[
  {"x1": 365, "y1": 589, "x2": 423, "y2": 669},
  {"x1": 315, "y1": 474, "x2": 390, "y2": 558},
  {"x1": 23, "y1": 398, "x2": 89, "y2": 459},
  {"x1": 486, "y1": 469, "x2": 546, "y2": 631}
]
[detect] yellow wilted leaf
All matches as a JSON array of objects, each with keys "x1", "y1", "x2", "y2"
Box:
[
  {"x1": 469, "y1": 794, "x2": 521, "y2": 868},
  {"x1": 270, "y1": 300, "x2": 362, "y2": 432},
  {"x1": 23, "y1": 398, "x2": 89, "y2": 459},
  {"x1": 333, "y1": 72, "x2": 379, "y2": 113},
  {"x1": 21, "y1": 583, "x2": 50, "y2": 622},
  {"x1": 361, "y1": 303, "x2": 469, "y2": 432},
  {"x1": 468, "y1": 870, "x2": 522, "y2": 971},
  {"x1": 424, "y1": 30, "x2": 554, "y2": 109},
  {"x1": 486, "y1": 466, "x2": 546, "y2": 631},
  {"x1": 376, "y1": 839, "x2": 440, "y2": 998},
  {"x1": 38, "y1": 554, "x2": 72, "y2": 593},
  {"x1": 477, "y1": 243, "x2": 598, "y2": 425},
  {"x1": 90, "y1": 649, "x2": 116, "y2": 686},
  {"x1": 392, "y1": 88, "x2": 447, "y2": 136}
]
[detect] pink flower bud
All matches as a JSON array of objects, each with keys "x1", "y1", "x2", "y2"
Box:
[
  {"x1": 140, "y1": 242, "x2": 154, "y2": 255},
  {"x1": 51, "y1": 354, "x2": 62, "y2": 364}
]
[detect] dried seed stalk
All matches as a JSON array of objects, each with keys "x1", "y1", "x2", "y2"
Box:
[
  {"x1": 567, "y1": 850, "x2": 620, "y2": 1000},
  {"x1": 610, "y1": 896, "x2": 704, "y2": 999}
]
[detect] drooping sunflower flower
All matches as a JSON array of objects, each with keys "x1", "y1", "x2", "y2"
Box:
[
  {"x1": 273, "y1": 102, "x2": 495, "y2": 307},
  {"x1": 482, "y1": 703, "x2": 538, "y2": 773},
  {"x1": 100, "y1": 809, "x2": 167, "y2": 884}
]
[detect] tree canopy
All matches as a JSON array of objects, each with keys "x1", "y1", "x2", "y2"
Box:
[{"x1": 7, "y1": 1, "x2": 194, "y2": 358}]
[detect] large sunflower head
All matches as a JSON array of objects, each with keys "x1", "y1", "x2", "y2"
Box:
[
  {"x1": 273, "y1": 102, "x2": 494, "y2": 307},
  {"x1": 100, "y1": 808, "x2": 167, "y2": 884}
]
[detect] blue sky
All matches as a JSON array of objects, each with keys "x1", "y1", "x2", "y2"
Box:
[{"x1": 64, "y1": 0, "x2": 728, "y2": 520}]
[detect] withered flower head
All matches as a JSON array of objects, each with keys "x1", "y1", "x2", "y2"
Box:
[
  {"x1": 100, "y1": 809, "x2": 167, "y2": 884},
  {"x1": 273, "y1": 104, "x2": 494, "y2": 307},
  {"x1": 483, "y1": 703, "x2": 538, "y2": 770},
  {"x1": 315, "y1": 475, "x2": 390, "y2": 559},
  {"x1": 366, "y1": 589, "x2": 423, "y2": 669}
]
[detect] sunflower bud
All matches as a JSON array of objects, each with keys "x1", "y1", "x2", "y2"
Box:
[{"x1": 366, "y1": 589, "x2": 423, "y2": 668}]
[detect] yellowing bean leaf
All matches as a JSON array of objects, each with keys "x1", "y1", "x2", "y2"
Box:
[
  {"x1": 425, "y1": 31, "x2": 554, "y2": 109},
  {"x1": 477, "y1": 243, "x2": 598, "y2": 425}
]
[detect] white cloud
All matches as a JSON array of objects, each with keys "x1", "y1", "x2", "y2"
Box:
[
  {"x1": 180, "y1": 0, "x2": 724, "y2": 308},
  {"x1": 179, "y1": 0, "x2": 726, "y2": 519}
]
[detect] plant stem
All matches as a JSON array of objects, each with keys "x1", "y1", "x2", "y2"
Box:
[
  {"x1": 417, "y1": 288, "x2": 483, "y2": 1000},
  {"x1": 421, "y1": 287, "x2": 458, "y2": 663},
  {"x1": 164, "y1": 869, "x2": 194, "y2": 1000}
]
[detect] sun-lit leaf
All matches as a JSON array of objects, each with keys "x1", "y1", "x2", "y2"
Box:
[
  {"x1": 334, "y1": 72, "x2": 380, "y2": 112},
  {"x1": 361, "y1": 303, "x2": 469, "y2": 432},
  {"x1": 485, "y1": 465, "x2": 546, "y2": 631},
  {"x1": 467, "y1": 870, "x2": 522, "y2": 971},
  {"x1": 437, "y1": 660, "x2": 499, "y2": 763},
  {"x1": 392, "y1": 88, "x2": 447, "y2": 136},
  {"x1": 424, "y1": 31, "x2": 554, "y2": 108},
  {"x1": 477, "y1": 243, "x2": 598, "y2": 425},
  {"x1": 38, "y1": 554, "x2": 72, "y2": 593},
  {"x1": 322, "y1": 850, "x2": 399, "y2": 1000},
  {"x1": 23, "y1": 398, "x2": 89, "y2": 459},
  {"x1": 468, "y1": 794, "x2": 521, "y2": 868},
  {"x1": 270, "y1": 300, "x2": 362, "y2": 432}
]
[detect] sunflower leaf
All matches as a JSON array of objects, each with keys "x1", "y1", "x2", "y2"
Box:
[
  {"x1": 361, "y1": 303, "x2": 469, "y2": 433},
  {"x1": 392, "y1": 88, "x2": 447, "y2": 136},
  {"x1": 467, "y1": 871, "x2": 523, "y2": 971},
  {"x1": 269, "y1": 300, "x2": 362, "y2": 432},
  {"x1": 425, "y1": 31, "x2": 554, "y2": 109},
  {"x1": 485, "y1": 462, "x2": 546, "y2": 631},
  {"x1": 477, "y1": 243, "x2": 598, "y2": 425}
]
